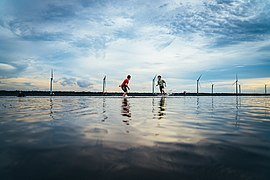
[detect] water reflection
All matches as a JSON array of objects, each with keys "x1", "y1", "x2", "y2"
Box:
[
  {"x1": 152, "y1": 98, "x2": 155, "y2": 113},
  {"x1": 264, "y1": 97, "x2": 269, "y2": 120},
  {"x1": 152, "y1": 97, "x2": 166, "y2": 120},
  {"x1": 212, "y1": 96, "x2": 214, "y2": 109},
  {"x1": 210, "y1": 97, "x2": 214, "y2": 118},
  {"x1": 235, "y1": 97, "x2": 241, "y2": 127},
  {"x1": 102, "y1": 97, "x2": 108, "y2": 122},
  {"x1": 197, "y1": 96, "x2": 200, "y2": 109},
  {"x1": 158, "y1": 97, "x2": 166, "y2": 119},
  {"x1": 1, "y1": 97, "x2": 270, "y2": 180},
  {"x1": 121, "y1": 98, "x2": 131, "y2": 125},
  {"x1": 196, "y1": 97, "x2": 200, "y2": 117},
  {"x1": 49, "y1": 97, "x2": 55, "y2": 121}
]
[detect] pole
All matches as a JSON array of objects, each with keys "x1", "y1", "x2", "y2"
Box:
[
  {"x1": 50, "y1": 69, "x2": 53, "y2": 96},
  {"x1": 235, "y1": 81, "x2": 238, "y2": 95},
  {"x1": 152, "y1": 75, "x2": 157, "y2": 94},
  {"x1": 152, "y1": 79, "x2": 154, "y2": 94},
  {"x1": 197, "y1": 80, "x2": 199, "y2": 95},
  {"x1": 235, "y1": 74, "x2": 238, "y2": 95},
  {"x1": 265, "y1": 84, "x2": 267, "y2": 94},
  {"x1": 239, "y1": 84, "x2": 241, "y2": 94},
  {"x1": 211, "y1": 84, "x2": 214, "y2": 94},
  {"x1": 103, "y1": 76, "x2": 106, "y2": 94},
  {"x1": 197, "y1": 75, "x2": 202, "y2": 95}
]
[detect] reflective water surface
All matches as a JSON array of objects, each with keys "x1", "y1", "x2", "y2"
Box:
[{"x1": 0, "y1": 96, "x2": 270, "y2": 180}]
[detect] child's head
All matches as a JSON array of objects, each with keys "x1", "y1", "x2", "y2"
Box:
[
  {"x1": 158, "y1": 75, "x2": 161, "y2": 79},
  {"x1": 127, "y1": 75, "x2": 131, "y2": 79}
]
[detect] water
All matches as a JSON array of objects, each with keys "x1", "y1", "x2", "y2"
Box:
[{"x1": 0, "y1": 96, "x2": 269, "y2": 180}]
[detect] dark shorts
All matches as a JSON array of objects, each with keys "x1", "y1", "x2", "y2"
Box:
[
  {"x1": 159, "y1": 85, "x2": 164, "y2": 92},
  {"x1": 121, "y1": 86, "x2": 128, "y2": 92}
]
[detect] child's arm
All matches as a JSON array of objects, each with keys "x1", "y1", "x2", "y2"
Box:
[{"x1": 125, "y1": 82, "x2": 130, "y2": 90}]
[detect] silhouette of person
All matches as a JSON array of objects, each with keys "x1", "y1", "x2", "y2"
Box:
[
  {"x1": 156, "y1": 75, "x2": 166, "y2": 94},
  {"x1": 120, "y1": 75, "x2": 131, "y2": 97}
]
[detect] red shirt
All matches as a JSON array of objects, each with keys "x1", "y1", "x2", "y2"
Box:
[{"x1": 121, "y1": 79, "x2": 129, "y2": 87}]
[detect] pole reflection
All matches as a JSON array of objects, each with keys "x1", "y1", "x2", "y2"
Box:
[
  {"x1": 152, "y1": 98, "x2": 155, "y2": 114},
  {"x1": 196, "y1": 96, "x2": 200, "y2": 110},
  {"x1": 211, "y1": 96, "x2": 214, "y2": 118},
  {"x1": 49, "y1": 97, "x2": 55, "y2": 123},
  {"x1": 264, "y1": 97, "x2": 269, "y2": 120},
  {"x1": 212, "y1": 96, "x2": 214, "y2": 110},
  {"x1": 196, "y1": 97, "x2": 200, "y2": 115},
  {"x1": 102, "y1": 97, "x2": 108, "y2": 122},
  {"x1": 235, "y1": 96, "x2": 241, "y2": 127}
]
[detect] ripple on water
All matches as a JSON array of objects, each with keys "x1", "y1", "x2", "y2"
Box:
[{"x1": 0, "y1": 96, "x2": 270, "y2": 180}]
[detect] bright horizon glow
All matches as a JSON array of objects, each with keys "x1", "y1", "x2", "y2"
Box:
[{"x1": 0, "y1": 0, "x2": 270, "y2": 93}]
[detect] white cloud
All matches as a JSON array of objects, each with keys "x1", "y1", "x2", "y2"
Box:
[
  {"x1": 0, "y1": 63, "x2": 16, "y2": 71},
  {"x1": 0, "y1": 0, "x2": 269, "y2": 92},
  {"x1": 77, "y1": 79, "x2": 92, "y2": 88},
  {"x1": 59, "y1": 77, "x2": 76, "y2": 87}
]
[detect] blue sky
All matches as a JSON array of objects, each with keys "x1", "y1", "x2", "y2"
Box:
[{"x1": 0, "y1": 0, "x2": 270, "y2": 93}]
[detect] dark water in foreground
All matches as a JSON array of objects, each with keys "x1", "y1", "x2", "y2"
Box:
[{"x1": 0, "y1": 96, "x2": 270, "y2": 180}]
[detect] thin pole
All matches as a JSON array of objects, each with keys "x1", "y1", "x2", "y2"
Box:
[
  {"x1": 152, "y1": 75, "x2": 157, "y2": 94},
  {"x1": 236, "y1": 81, "x2": 238, "y2": 94},
  {"x1": 265, "y1": 84, "x2": 267, "y2": 94},
  {"x1": 103, "y1": 76, "x2": 106, "y2": 94},
  {"x1": 197, "y1": 75, "x2": 202, "y2": 95},
  {"x1": 152, "y1": 79, "x2": 154, "y2": 94},
  {"x1": 235, "y1": 74, "x2": 238, "y2": 95},
  {"x1": 50, "y1": 69, "x2": 53, "y2": 96},
  {"x1": 239, "y1": 84, "x2": 241, "y2": 94},
  {"x1": 197, "y1": 80, "x2": 199, "y2": 95}
]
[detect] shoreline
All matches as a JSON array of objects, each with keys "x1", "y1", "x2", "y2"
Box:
[{"x1": 0, "y1": 90, "x2": 269, "y2": 97}]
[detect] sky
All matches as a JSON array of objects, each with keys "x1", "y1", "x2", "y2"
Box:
[{"x1": 0, "y1": 0, "x2": 270, "y2": 93}]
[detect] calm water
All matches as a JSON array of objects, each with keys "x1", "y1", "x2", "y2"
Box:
[{"x1": 0, "y1": 96, "x2": 270, "y2": 180}]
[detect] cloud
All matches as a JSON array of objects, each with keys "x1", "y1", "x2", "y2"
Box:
[
  {"x1": 0, "y1": 0, "x2": 270, "y2": 92},
  {"x1": 152, "y1": 0, "x2": 270, "y2": 46},
  {"x1": 0, "y1": 63, "x2": 16, "y2": 71},
  {"x1": 59, "y1": 77, "x2": 76, "y2": 87},
  {"x1": 77, "y1": 79, "x2": 93, "y2": 88},
  {"x1": 22, "y1": 82, "x2": 32, "y2": 86},
  {"x1": 0, "y1": 77, "x2": 48, "y2": 90}
]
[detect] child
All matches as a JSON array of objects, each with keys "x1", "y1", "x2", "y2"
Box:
[
  {"x1": 120, "y1": 75, "x2": 131, "y2": 97},
  {"x1": 156, "y1": 75, "x2": 166, "y2": 94}
]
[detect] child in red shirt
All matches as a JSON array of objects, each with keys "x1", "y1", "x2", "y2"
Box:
[{"x1": 120, "y1": 75, "x2": 131, "y2": 97}]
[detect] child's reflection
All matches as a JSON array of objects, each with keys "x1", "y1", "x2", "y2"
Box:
[
  {"x1": 121, "y1": 98, "x2": 131, "y2": 125},
  {"x1": 158, "y1": 97, "x2": 166, "y2": 119}
]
